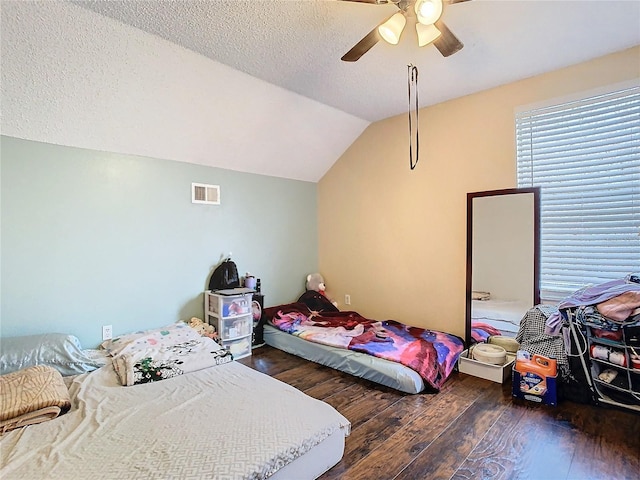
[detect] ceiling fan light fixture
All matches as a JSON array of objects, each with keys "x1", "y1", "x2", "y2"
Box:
[
  {"x1": 416, "y1": 23, "x2": 442, "y2": 46},
  {"x1": 415, "y1": 0, "x2": 443, "y2": 26},
  {"x1": 378, "y1": 12, "x2": 406, "y2": 45}
]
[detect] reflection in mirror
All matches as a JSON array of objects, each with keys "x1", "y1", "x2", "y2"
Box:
[{"x1": 465, "y1": 188, "x2": 540, "y2": 346}]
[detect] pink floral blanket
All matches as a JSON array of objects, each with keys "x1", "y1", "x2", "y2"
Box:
[{"x1": 270, "y1": 306, "x2": 464, "y2": 391}]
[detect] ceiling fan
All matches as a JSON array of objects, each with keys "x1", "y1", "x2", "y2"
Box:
[{"x1": 340, "y1": 0, "x2": 470, "y2": 62}]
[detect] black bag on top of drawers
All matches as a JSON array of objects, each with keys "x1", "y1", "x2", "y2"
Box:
[{"x1": 208, "y1": 258, "x2": 240, "y2": 291}]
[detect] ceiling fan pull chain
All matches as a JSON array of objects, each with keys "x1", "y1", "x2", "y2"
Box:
[{"x1": 408, "y1": 64, "x2": 419, "y2": 170}]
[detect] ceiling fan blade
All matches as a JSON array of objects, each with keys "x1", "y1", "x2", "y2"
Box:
[
  {"x1": 432, "y1": 20, "x2": 463, "y2": 57},
  {"x1": 342, "y1": 9, "x2": 402, "y2": 62},
  {"x1": 341, "y1": 24, "x2": 382, "y2": 62},
  {"x1": 446, "y1": 0, "x2": 472, "y2": 4}
]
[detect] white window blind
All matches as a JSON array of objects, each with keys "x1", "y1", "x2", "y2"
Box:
[{"x1": 516, "y1": 84, "x2": 640, "y2": 302}]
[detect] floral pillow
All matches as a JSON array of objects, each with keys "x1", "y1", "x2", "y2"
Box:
[{"x1": 101, "y1": 322, "x2": 202, "y2": 357}]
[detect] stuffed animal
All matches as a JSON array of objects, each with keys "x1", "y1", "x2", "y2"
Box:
[
  {"x1": 187, "y1": 317, "x2": 218, "y2": 341},
  {"x1": 306, "y1": 273, "x2": 327, "y2": 295},
  {"x1": 306, "y1": 273, "x2": 338, "y2": 307}
]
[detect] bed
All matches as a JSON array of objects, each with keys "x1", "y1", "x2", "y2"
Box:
[
  {"x1": 0, "y1": 329, "x2": 350, "y2": 480},
  {"x1": 262, "y1": 292, "x2": 464, "y2": 395},
  {"x1": 471, "y1": 298, "x2": 531, "y2": 338}
]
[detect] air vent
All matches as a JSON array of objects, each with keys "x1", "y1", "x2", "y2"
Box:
[{"x1": 192, "y1": 183, "x2": 220, "y2": 205}]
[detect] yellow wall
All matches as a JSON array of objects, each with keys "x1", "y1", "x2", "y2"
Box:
[{"x1": 318, "y1": 46, "x2": 640, "y2": 339}]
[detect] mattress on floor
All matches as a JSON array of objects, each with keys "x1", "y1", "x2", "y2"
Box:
[
  {"x1": 0, "y1": 360, "x2": 350, "y2": 480},
  {"x1": 264, "y1": 324, "x2": 425, "y2": 394},
  {"x1": 472, "y1": 298, "x2": 531, "y2": 334}
]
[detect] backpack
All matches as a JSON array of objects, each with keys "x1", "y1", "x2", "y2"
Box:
[
  {"x1": 208, "y1": 259, "x2": 240, "y2": 291},
  {"x1": 297, "y1": 290, "x2": 339, "y2": 313}
]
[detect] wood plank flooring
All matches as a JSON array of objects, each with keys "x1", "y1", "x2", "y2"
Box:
[{"x1": 239, "y1": 346, "x2": 640, "y2": 480}]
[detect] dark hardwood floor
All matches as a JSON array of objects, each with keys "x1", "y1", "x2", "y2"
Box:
[{"x1": 239, "y1": 346, "x2": 640, "y2": 480}]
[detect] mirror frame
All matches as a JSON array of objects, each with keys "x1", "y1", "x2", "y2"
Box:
[{"x1": 465, "y1": 187, "x2": 541, "y2": 346}]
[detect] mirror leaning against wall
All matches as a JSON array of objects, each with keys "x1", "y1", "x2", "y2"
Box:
[{"x1": 465, "y1": 187, "x2": 540, "y2": 346}]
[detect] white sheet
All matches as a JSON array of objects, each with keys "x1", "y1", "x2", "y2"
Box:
[
  {"x1": 472, "y1": 298, "x2": 531, "y2": 334},
  {"x1": 1, "y1": 361, "x2": 350, "y2": 480}
]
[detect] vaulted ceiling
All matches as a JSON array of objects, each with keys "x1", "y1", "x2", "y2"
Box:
[
  {"x1": 73, "y1": 0, "x2": 640, "y2": 121},
  {"x1": 2, "y1": 1, "x2": 639, "y2": 181}
]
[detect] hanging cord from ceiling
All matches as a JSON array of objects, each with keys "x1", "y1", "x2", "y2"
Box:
[{"x1": 408, "y1": 64, "x2": 419, "y2": 170}]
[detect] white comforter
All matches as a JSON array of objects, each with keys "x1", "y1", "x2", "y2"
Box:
[{"x1": 0, "y1": 362, "x2": 350, "y2": 480}]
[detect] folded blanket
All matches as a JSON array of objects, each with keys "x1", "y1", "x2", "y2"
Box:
[
  {"x1": 111, "y1": 336, "x2": 233, "y2": 386},
  {"x1": 597, "y1": 291, "x2": 640, "y2": 322},
  {"x1": 0, "y1": 365, "x2": 70, "y2": 434},
  {"x1": 0, "y1": 406, "x2": 62, "y2": 433}
]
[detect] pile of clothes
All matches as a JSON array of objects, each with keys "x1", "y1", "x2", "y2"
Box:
[{"x1": 515, "y1": 273, "x2": 640, "y2": 403}]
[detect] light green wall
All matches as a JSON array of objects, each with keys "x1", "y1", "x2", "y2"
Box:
[{"x1": 0, "y1": 136, "x2": 317, "y2": 348}]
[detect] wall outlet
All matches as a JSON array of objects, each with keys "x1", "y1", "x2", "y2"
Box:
[
  {"x1": 102, "y1": 325, "x2": 113, "y2": 341},
  {"x1": 345, "y1": 294, "x2": 351, "y2": 305}
]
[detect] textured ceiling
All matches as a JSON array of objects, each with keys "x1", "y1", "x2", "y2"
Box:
[
  {"x1": 75, "y1": 0, "x2": 640, "y2": 122},
  {"x1": 1, "y1": 1, "x2": 368, "y2": 182},
  {"x1": 2, "y1": 1, "x2": 639, "y2": 182}
]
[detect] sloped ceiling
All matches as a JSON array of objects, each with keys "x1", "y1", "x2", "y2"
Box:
[
  {"x1": 2, "y1": 1, "x2": 639, "y2": 182},
  {"x1": 0, "y1": 1, "x2": 368, "y2": 182},
  {"x1": 76, "y1": 0, "x2": 640, "y2": 122}
]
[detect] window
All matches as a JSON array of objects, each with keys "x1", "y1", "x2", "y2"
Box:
[{"x1": 516, "y1": 83, "x2": 640, "y2": 302}]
